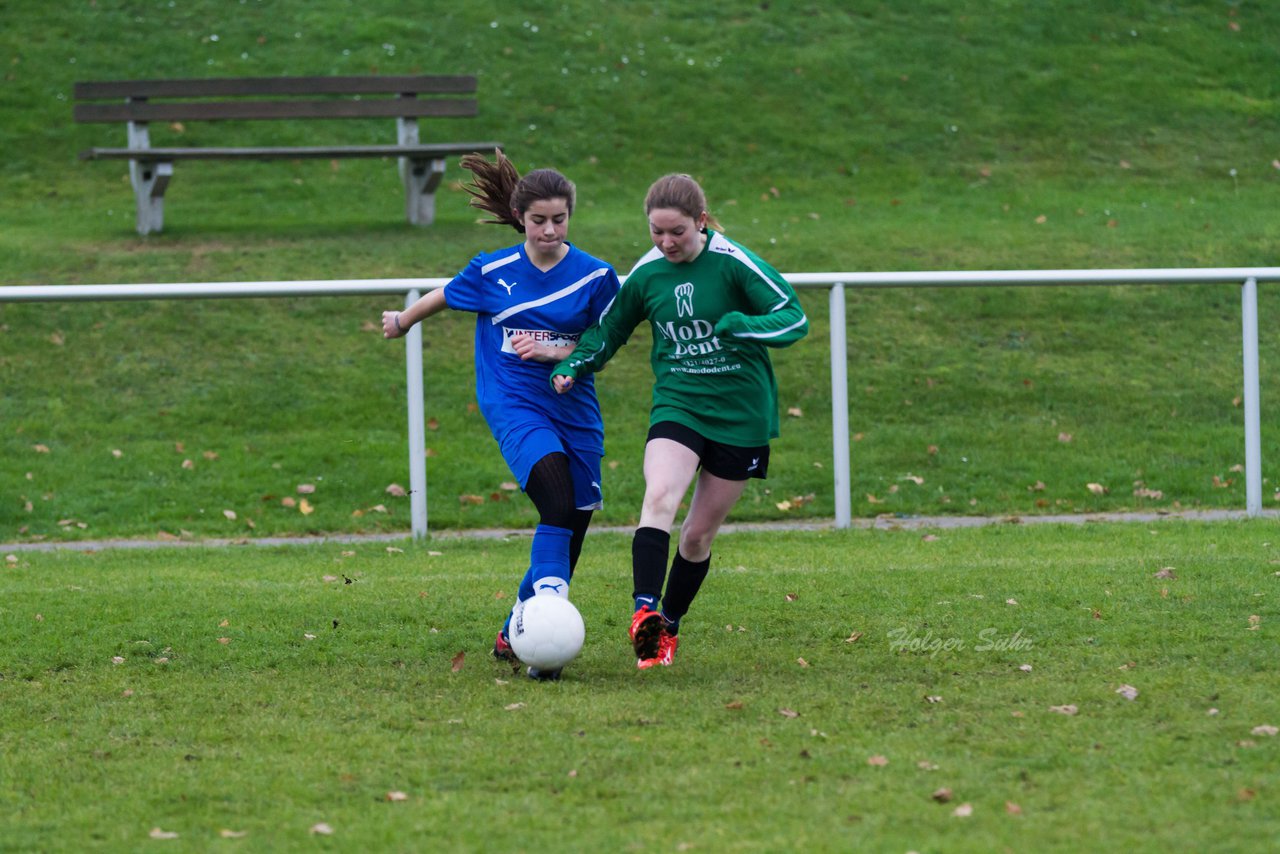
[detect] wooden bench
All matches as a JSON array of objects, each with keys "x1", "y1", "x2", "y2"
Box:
[{"x1": 73, "y1": 75, "x2": 503, "y2": 235}]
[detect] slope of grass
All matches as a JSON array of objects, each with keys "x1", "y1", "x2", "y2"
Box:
[{"x1": 1, "y1": 1, "x2": 1278, "y2": 543}]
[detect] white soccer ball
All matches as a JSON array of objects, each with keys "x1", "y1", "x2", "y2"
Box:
[{"x1": 508, "y1": 595, "x2": 585, "y2": 671}]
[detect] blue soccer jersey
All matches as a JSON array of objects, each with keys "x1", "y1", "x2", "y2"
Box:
[{"x1": 444, "y1": 242, "x2": 620, "y2": 472}]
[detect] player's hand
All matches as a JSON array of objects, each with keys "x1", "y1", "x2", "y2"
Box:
[
  {"x1": 510, "y1": 333, "x2": 544, "y2": 361},
  {"x1": 382, "y1": 311, "x2": 405, "y2": 339},
  {"x1": 553, "y1": 375, "x2": 575, "y2": 394}
]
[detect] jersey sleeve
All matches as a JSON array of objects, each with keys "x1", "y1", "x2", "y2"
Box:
[
  {"x1": 440, "y1": 254, "x2": 488, "y2": 313},
  {"x1": 551, "y1": 272, "x2": 644, "y2": 383},
  {"x1": 713, "y1": 250, "x2": 809, "y2": 347}
]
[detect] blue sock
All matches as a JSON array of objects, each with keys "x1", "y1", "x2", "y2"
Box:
[
  {"x1": 528, "y1": 523, "x2": 572, "y2": 597},
  {"x1": 635, "y1": 594, "x2": 659, "y2": 613}
]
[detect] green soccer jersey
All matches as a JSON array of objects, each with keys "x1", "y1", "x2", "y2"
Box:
[{"x1": 552, "y1": 230, "x2": 809, "y2": 447}]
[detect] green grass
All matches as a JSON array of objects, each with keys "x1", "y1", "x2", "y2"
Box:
[
  {"x1": 2, "y1": 523, "x2": 1278, "y2": 851},
  {"x1": 2, "y1": 0, "x2": 1279, "y2": 544}
]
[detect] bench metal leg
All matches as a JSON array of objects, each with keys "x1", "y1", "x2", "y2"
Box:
[
  {"x1": 129, "y1": 160, "x2": 173, "y2": 235},
  {"x1": 402, "y1": 157, "x2": 445, "y2": 226}
]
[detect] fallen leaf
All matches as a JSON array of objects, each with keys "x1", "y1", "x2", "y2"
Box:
[
  {"x1": 281, "y1": 496, "x2": 297, "y2": 508},
  {"x1": 1006, "y1": 598, "x2": 1019, "y2": 606},
  {"x1": 1028, "y1": 481, "x2": 1046, "y2": 492},
  {"x1": 505, "y1": 703, "x2": 525, "y2": 711},
  {"x1": 787, "y1": 406, "x2": 803, "y2": 417},
  {"x1": 451, "y1": 651, "x2": 465, "y2": 672},
  {"x1": 1019, "y1": 664, "x2": 1033, "y2": 672},
  {"x1": 309, "y1": 823, "x2": 334, "y2": 835},
  {"x1": 1251, "y1": 724, "x2": 1278, "y2": 737},
  {"x1": 932, "y1": 787, "x2": 953, "y2": 802},
  {"x1": 149, "y1": 828, "x2": 179, "y2": 840},
  {"x1": 784, "y1": 593, "x2": 798, "y2": 602},
  {"x1": 218, "y1": 619, "x2": 229, "y2": 627},
  {"x1": 1086, "y1": 482, "x2": 1108, "y2": 495},
  {"x1": 297, "y1": 483, "x2": 316, "y2": 494},
  {"x1": 217, "y1": 637, "x2": 230, "y2": 645},
  {"x1": 1006, "y1": 801, "x2": 1023, "y2": 815},
  {"x1": 112, "y1": 656, "x2": 125, "y2": 665},
  {"x1": 299, "y1": 499, "x2": 314, "y2": 515},
  {"x1": 386, "y1": 483, "x2": 408, "y2": 497},
  {"x1": 459, "y1": 494, "x2": 484, "y2": 505},
  {"x1": 219, "y1": 830, "x2": 248, "y2": 839},
  {"x1": 796, "y1": 657, "x2": 809, "y2": 668},
  {"x1": 1153, "y1": 567, "x2": 1177, "y2": 579},
  {"x1": 1116, "y1": 684, "x2": 1139, "y2": 701},
  {"x1": 867, "y1": 755, "x2": 888, "y2": 766},
  {"x1": 1049, "y1": 704, "x2": 1078, "y2": 715},
  {"x1": 724, "y1": 700, "x2": 744, "y2": 710},
  {"x1": 778, "y1": 708, "x2": 800, "y2": 719},
  {"x1": 181, "y1": 459, "x2": 195, "y2": 470},
  {"x1": 925, "y1": 695, "x2": 943, "y2": 704},
  {"x1": 952, "y1": 803, "x2": 973, "y2": 817},
  {"x1": 1058, "y1": 433, "x2": 1073, "y2": 443},
  {"x1": 32, "y1": 444, "x2": 50, "y2": 454},
  {"x1": 386, "y1": 790, "x2": 409, "y2": 802},
  {"x1": 922, "y1": 534, "x2": 939, "y2": 542},
  {"x1": 845, "y1": 631, "x2": 864, "y2": 643},
  {"x1": 111, "y1": 449, "x2": 123, "y2": 459}
]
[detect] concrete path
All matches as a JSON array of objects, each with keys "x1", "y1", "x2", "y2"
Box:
[{"x1": 4, "y1": 508, "x2": 1275, "y2": 553}]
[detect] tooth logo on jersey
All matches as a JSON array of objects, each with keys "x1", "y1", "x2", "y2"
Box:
[
  {"x1": 498, "y1": 278, "x2": 518, "y2": 295},
  {"x1": 674, "y1": 282, "x2": 695, "y2": 318}
]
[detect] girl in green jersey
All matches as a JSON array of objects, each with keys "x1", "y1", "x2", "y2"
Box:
[{"x1": 552, "y1": 174, "x2": 809, "y2": 669}]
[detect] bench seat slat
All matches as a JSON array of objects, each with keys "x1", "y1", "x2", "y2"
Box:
[
  {"x1": 74, "y1": 75, "x2": 477, "y2": 100},
  {"x1": 79, "y1": 143, "x2": 503, "y2": 161},
  {"x1": 75, "y1": 98, "x2": 478, "y2": 123}
]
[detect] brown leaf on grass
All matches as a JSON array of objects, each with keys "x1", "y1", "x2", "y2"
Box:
[
  {"x1": 450, "y1": 651, "x2": 465, "y2": 672},
  {"x1": 796, "y1": 657, "x2": 809, "y2": 668},
  {"x1": 299, "y1": 499, "x2": 314, "y2": 515},
  {"x1": 459, "y1": 494, "x2": 484, "y2": 505},
  {"x1": 1058, "y1": 433, "x2": 1073, "y2": 443},
  {"x1": 218, "y1": 619, "x2": 229, "y2": 627},
  {"x1": 845, "y1": 631, "x2": 864, "y2": 643},
  {"x1": 309, "y1": 823, "x2": 334, "y2": 835},
  {"x1": 32, "y1": 444, "x2": 50, "y2": 454},
  {"x1": 505, "y1": 703, "x2": 524, "y2": 711},
  {"x1": 1251, "y1": 724, "x2": 1278, "y2": 737},
  {"x1": 222, "y1": 509, "x2": 237, "y2": 521},
  {"x1": 281, "y1": 496, "x2": 297, "y2": 508},
  {"x1": 1086, "y1": 482, "x2": 1108, "y2": 495},
  {"x1": 1006, "y1": 801, "x2": 1023, "y2": 815},
  {"x1": 776, "y1": 500, "x2": 793, "y2": 511},
  {"x1": 386, "y1": 483, "x2": 408, "y2": 497},
  {"x1": 931, "y1": 787, "x2": 953, "y2": 802},
  {"x1": 427, "y1": 418, "x2": 439, "y2": 431},
  {"x1": 297, "y1": 483, "x2": 316, "y2": 494},
  {"x1": 922, "y1": 534, "x2": 939, "y2": 542},
  {"x1": 219, "y1": 829, "x2": 248, "y2": 838},
  {"x1": 867, "y1": 755, "x2": 888, "y2": 766},
  {"x1": 386, "y1": 790, "x2": 409, "y2": 802},
  {"x1": 785, "y1": 593, "x2": 798, "y2": 602},
  {"x1": 1248, "y1": 615, "x2": 1261, "y2": 631},
  {"x1": 217, "y1": 637, "x2": 230, "y2": 645},
  {"x1": 1028, "y1": 481, "x2": 1046, "y2": 492},
  {"x1": 1049, "y1": 704, "x2": 1078, "y2": 715},
  {"x1": 925, "y1": 695, "x2": 943, "y2": 704},
  {"x1": 952, "y1": 803, "x2": 973, "y2": 817},
  {"x1": 786, "y1": 406, "x2": 803, "y2": 417},
  {"x1": 1153, "y1": 567, "x2": 1177, "y2": 579},
  {"x1": 1116, "y1": 684, "x2": 1139, "y2": 701},
  {"x1": 778, "y1": 708, "x2": 800, "y2": 719},
  {"x1": 149, "y1": 827, "x2": 180, "y2": 840},
  {"x1": 866, "y1": 494, "x2": 883, "y2": 504},
  {"x1": 724, "y1": 700, "x2": 744, "y2": 710}
]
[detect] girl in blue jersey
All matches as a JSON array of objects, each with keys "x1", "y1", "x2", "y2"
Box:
[{"x1": 381, "y1": 151, "x2": 621, "y2": 680}]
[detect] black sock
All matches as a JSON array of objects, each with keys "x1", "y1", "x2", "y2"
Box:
[
  {"x1": 661, "y1": 551, "x2": 711, "y2": 634},
  {"x1": 631, "y1": 526, "x2": 670, "y2": 612}
]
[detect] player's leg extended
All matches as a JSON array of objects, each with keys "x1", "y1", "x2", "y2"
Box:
[{"x1": 663, "y1": 470, "x2": 748, "y2": 628}]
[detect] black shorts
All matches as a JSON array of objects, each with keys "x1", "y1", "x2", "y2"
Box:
[{"x1": 647, "y1": 421, "x2": 770, "y2": 481}]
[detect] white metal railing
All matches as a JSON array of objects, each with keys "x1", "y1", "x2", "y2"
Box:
[{"x1": 3, "y1": 266, "x2": 1276, "y2": 536}]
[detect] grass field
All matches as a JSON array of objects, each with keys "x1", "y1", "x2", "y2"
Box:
[
  {"x1": 2, "y1": 523, "x2": 1278, "y2": 851},
  {"x1": 2, "y1": 5, "x2": 1279, "y2": 848}
]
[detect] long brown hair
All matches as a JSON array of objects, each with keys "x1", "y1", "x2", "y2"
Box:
[
  {"x1": 459, "y1": 150, "x2": 575, "y2": 234},
  {"x1": 643, "y1": 173, "x2": 722, "y2": 231}
]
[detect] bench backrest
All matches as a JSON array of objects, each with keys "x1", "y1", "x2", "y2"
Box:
[{"x1": 73, "y1": 75, "x2": 479, "y2": 123}]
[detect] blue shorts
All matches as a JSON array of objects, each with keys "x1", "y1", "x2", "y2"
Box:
[{"x1": 498, "y1": 424, "x2": 603, "y2": 510}]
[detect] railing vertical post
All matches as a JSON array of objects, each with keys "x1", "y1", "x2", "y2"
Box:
[
  {"x1": 404, "y1": 289, "x2": 429, "y2": 539},
  {"x1": 829, "y1": 284, "x2": 852, "y2": 528},
  {"x1": 1241, "y1": 277, "x2": 1262, "y2": 517}
]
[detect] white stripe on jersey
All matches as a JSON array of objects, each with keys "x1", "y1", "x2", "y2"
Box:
[
  {"x1": 707, "y1": 233, "x2": 791, "y2": 312},
  {"x1": 480, "y1": 252, "x2": 521, "y2": 276},
  {"x1": 728, "y1": 315, "x2": 809, "y2": 340},
  {"x1": 490, "y1": 267, "x2": 611, "y2": 325}
]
